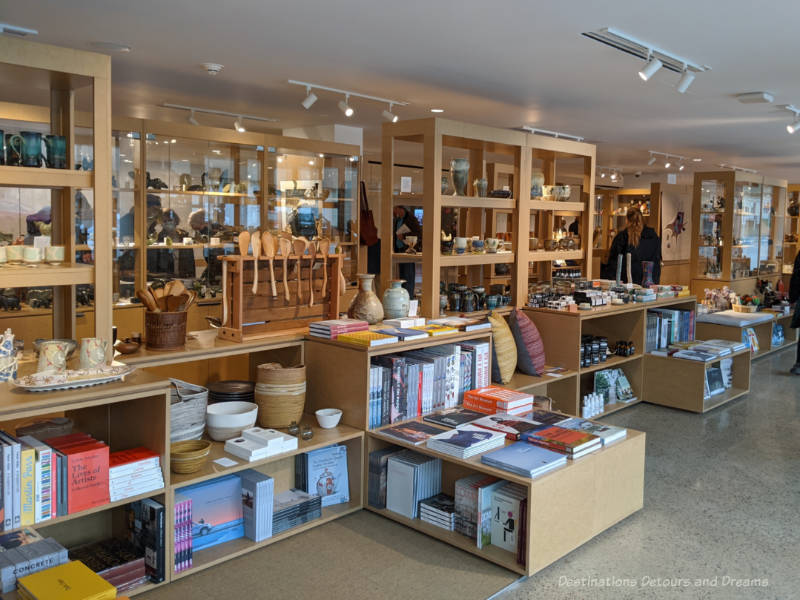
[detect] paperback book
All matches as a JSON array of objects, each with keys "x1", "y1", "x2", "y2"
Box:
[
  {"x1": 422, "y1": 407, "x2": 484, "y2": 429},
  {"x1": 426, "y1": 425, "x2": 506, "y2": 459}
]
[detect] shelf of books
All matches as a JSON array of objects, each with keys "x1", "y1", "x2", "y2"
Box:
[
  {"x1": 365, "y1": 410, "x2": 646, "y2": 576},
  {"x1": 523, "y1": 296, "x2": 698, "y2": 417},
  {"x1": 695, "y1": 309, "x2": 798, "y2": 360}
]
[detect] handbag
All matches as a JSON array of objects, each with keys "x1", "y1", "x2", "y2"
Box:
[{"x1": 359, "y1": 181, "x2": 379, "y2": 247}]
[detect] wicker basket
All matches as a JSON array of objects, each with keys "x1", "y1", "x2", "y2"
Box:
[
  {"x1": 170, "y1": 439, "x2": 212, "y2": 474},
  {"x1": 169, "y1": 378, "x2": 208, "y2": 443},
  {"x1": 732, "y1": 304, "x2": 758, "y2": 313},
  {"x1": 145, "y1": 310, "x2": 187, "y2": 351},
  {"x1": 254, "y1": 363, "x2": 306, "y2": 428}
]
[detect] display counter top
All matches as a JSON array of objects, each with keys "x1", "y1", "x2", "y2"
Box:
[{"x1": 525, "y1": 294, "x2": 696, "y2": 320}]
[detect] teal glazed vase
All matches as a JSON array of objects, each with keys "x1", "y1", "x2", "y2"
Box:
[
  {"x1": 450, "y1": 158, "x2": 469, "y2": 196},
  {"x1": 382, "y1": 279, "x2": 410, "y2": 319},
  {"x1": 10, "y1": 131, "x2": 44, "y2": 167},
  {"x1": 44, "y1": 135, "x2": 67, "y2": 169}
]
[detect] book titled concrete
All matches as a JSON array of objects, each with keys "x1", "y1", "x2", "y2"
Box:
[
  {"x1": 0, "y1": 537, "x2": 68, "y2": 593},
  {"x1": 240, "y1": 469, "x2": 274, "y2": 543}
]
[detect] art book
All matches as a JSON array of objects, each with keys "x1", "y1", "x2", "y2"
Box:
[
  {"x1": 557, "y1": 418, "x2": 627, "y2": 446},
  {"x1": 295, "y1": 445, "x2": 350, "y2": 507},
  {"x1": 422, "y1": 407, "x2": 484, "y2": 428},
  {"x1": 470, "y1": 413, "x2": 544, "y2": 440},
  {"x1": 521, "y1": 426, "x2": 601, "y2": 457},
  {"x1": 379, "y1": 421, "x2": 443, "y2": 446}
]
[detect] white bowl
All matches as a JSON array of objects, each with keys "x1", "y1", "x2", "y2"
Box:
[
  {"x1": 206, "y1": 401, "x2": 258, "y2": 440},
  {"x1": 315, "y1": 408, "x2": 342, "y2": 429}
]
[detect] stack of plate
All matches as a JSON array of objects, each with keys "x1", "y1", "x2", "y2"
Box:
[{"x1": 207, "y1": 380, "x2": 255, "y2": 404}]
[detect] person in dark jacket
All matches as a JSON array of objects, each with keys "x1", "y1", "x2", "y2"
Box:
[
  {"x1": 789, "y1": 250, "x2": 800, "y2": 374},
  {"x1": 393, "y1": 206, "x2": 422, "y2": 297},
  {"x1": 603, "y1": 207, "x2": 661, "y2": 285}
]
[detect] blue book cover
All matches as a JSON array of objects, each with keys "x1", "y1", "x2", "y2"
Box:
[
  {"x1": 301, "y1": 445, "x2": 349, "y2": 508},
  {"x1": 481, "y1": 441, "x2": 566, "y2": 476},
  {"x1": 179, "y1": 474, "x2": 244, "y2": 551}
]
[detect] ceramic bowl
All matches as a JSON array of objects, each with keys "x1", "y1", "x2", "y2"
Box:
[
  {"x1": 114, "y1": 339, "x2": 140, "y2": 355},
  {"x1": 206, "y1": 401, "x2": 258, "y2": 441},
  {"x1": 5, "y1": 246, "x2": 23, "y2": 264},
  {"x1": 45, "y1": 245, "x2": 65, "y2": 264},
  {"x1": 315, "y1": 408, "x2": 343, "y2": 429},
  {"x1": 23, "y1": 246, "x2": 43, "y2": 264}
]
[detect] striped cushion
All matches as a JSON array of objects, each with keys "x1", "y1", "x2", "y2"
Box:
[
  {"x1": 509, "y1": 309, "x2": 546, "y2": 376},
  {"x1": 489, "y1": 314, "x2": 517, "y2": 384}
]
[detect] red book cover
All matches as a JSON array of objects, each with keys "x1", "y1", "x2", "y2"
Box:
[
  {"x1": 45, "y1": 432, "x2": 93, "y2": 448},
  {"x1": 521, "y1": 426, "x2": 600, "y2": 452},
  {"x1": 110, "y1": 447, "x2": 160, "y2": 468},
  {"x1": 63, "y1": 442, "x2": 110, "y2": 513}
]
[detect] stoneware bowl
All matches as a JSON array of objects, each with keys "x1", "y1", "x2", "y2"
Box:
[
  {"x1": 315, "y1": 408, "x2": 343, "y2": 429},
  {"x1": 206, "y1": 401, "x2": 258, "y2": 441}
]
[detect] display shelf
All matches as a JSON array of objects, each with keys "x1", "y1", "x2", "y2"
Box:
[
  {"x1": 440, "y1": 195, "x2": 516, "y2": 210},
  {"x1": 442, "y1": 305, "x2": 512, "y2": 318},
  {"x1": 579, "y1": 352, "x2": 641, "y2": 374},
  {"x1": 528, "y1": 200, "x2": 585, "y2": 212},
  {"x1": 307, "y1": 329, "x2": 491, "y2": 358},
  {"x1": 0, "y1": 164, "x2": 93, "y2": 189},
  {"x1": 592, "y1": 399, "x2": 642, "y2": 417},
  {"x1": 170, "y1": 415, "x2": 363, "y2": 488},
  {"x1": 527, "y1": 250, "x2": 583, "y2": 262},
  {"x1": 694, "y1": 312, "x2": 794, "y2": 360},
  {"x1": 439, "y1": 252, "x2": 515, "y2": 267},
  {"x1": 144, "y1": 189, "x2": 258, "y2": 198},
  {"x1": 507, "y1": 368, "x2": 578, "y2": 393},
  {"x1": 0, "y1": 264, "x2": 94, "y2": 288},
  {"x1": 703, "y1": 387, "x2": 749, "y2": 412},
  {"x1": 367, "y1": 506, "x2": 526, "y2": 575},
  {"x1": 391, "y1": 252, "x2": 423, "y2": 262},
  {"x1": 171, "y1": 501, "x2": 362, "y2": 580}
]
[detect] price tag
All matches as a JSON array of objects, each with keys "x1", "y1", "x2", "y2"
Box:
[
  {"x1": 400, "y1": 177, "x2": 412, "y2": 193},
  {"x1": 408, "y1": 299, "x2": 419, "y2": 317}
]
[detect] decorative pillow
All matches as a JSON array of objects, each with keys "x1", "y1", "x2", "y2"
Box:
[
  {"x1": 489, "y1": 314, "x2": 517, "y2": 384},
  {"x1": 508, "y1": 309, "x2": 546, "y2": 376}
]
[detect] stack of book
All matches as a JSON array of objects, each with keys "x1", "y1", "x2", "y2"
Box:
[
  {"x1": 429, "y1": 317, "x2": 492, "y2": 332},
  {"x1": 126, "y1": 498, "x2": 165, "y2": 583},
  {"x1": 374, "y1": 326, "x2": 429, "y2": 342},
  {"x1": 409, "y1": 324, "x2": 459, "y2": 336},
  {"x1": 308, "y1": 318, "x2": 369, "y2": 340},
  {"x1": 426, "y1": 425, "x2": 506, "y2": 459},
  {"x1": 379, "y1": 422, "x2": 443, "y2": 446},
  {"x1": 490, "y1": 483, "x2": 528, "y2": 558},
  {"x1": 419, "y1": 493, "x2": 456, "y2": 531},
  {"x1": 272, "y1": 489, "x2": 321, "y2": 535},
  {"x1": 173, "y1": 496, "x2": 192, "y2": 573},
  {"x1": 463, "y1": 387, "x2": 533, "y2": 416},
  {"x1": 224, "y1": 427, "x2": 298, "y2": 462},
  {"x1": 16, "y1": 560, "x2": 116, "y2": 600},
  {"x1": 422, "y1": 407, "x2": 484, "y2": 428},
  {"x1": 481, "y1": 442, "x2": 567, "y2": 478},
  {"x1": 367, "y1": 448, "x2": 401, "y2": 509},
  {"x1": 453, "y1": 475, "x2": 502, "y2": 547},
  {"x1": 177, "y1": 475, "x2": 243, "y2": 551},
  {"x1": 109, "y1": 447, "x2": 164, "y2": 502},
  {"x1": 385, "y1": 450, "x2": 442, "y2": 519},
  {"x1": 294, "y1": 445, "x2": 349, "y2": 507},
  {"x1": 0, "y1": 530, "x2": 68, "y2": 593},
  {"x1": 44, "y1": 432, "x2": 110, "y2": 517},
  {"x1": 521, "y1": 426, "x2": 602, "y2": 459},
  {"x1": 382, "y1": 317, "x2": 426, "y2": 328},
  {"x1": 470, "y1": 413, "x2": 544, "y2": 440},
  {"x1": 646, "y1": 307, "x2": 696, "y2": 351},
  {"x1": 337, "y1": 331, "x2": 398, "y2": 347},
  {"x1": 558, "y1": 418, "x2": 627, "y2": 446},
  {"x1": 68, "y1": 538, "x2": 147, "y2": 594},
  {"x1": 240, "y1": 470, "x2": 274, "y2": 543}
]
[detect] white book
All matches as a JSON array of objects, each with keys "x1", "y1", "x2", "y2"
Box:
[
  {"x1": 386, "y1": 457, "x2": 417, "y2": 519},
  {"x1": 241, "y1": 427, "x2": 297, "y2": 452},
  {"x1": 490, "y1": 483, "x2": 526, "y2": 552}
]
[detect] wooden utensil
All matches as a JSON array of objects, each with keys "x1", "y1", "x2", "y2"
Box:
[
  {"x1": 307, "y1": 241, "x2": 317, "y2": 307},
  {"x1": 166, "y1": 295, "x2": 185, "y2": 312},
  {"x1": 251, "y1": 230, "x2": 261, "y2": 295},
  {"x1": 292, "y1": 238, "x2": 307, "y2": 305},
  {"x1": 221, "y1": 259, "x2": 229, "y2": 326},
  {"x1": 318, "y1": 238, "x2": 331, "y2": 299},
  {"x1": 238, "y1": 231, "x2": 251, "y2": 257},
  {"x1": 136, "y1": 289, "x2": 159, "y2": 312},
  {"x1": 169, "y1": 279, "x2": 186, "y2": 297},
  {"x1": 263, "y1": 231, "x2": 277, "y2": 297},
  {"x1": 337, "y1": 247, "x2": 346, "y2": 293},
  {"x1": 278, "y1": 237, "x2": 292, "y2": 303},
  {"x1": 179, "y1": 290, "x2": 196, "y2": 312}
]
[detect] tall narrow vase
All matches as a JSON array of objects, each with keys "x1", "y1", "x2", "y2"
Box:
[
  {"x1": 347, "y1": 274, "x2": 384, "y2": 324},
  {"x1": 450, "y1": 158, "x2": 469, "y2": 196}
]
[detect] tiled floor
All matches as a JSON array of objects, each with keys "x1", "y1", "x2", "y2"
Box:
[{"x1": 498, "y1": 345, "x2": 800, "y2": 600}]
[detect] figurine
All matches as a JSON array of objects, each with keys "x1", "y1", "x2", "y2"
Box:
[{"x1": 0, "y1": 290, "x2": 21, "y2": 311}]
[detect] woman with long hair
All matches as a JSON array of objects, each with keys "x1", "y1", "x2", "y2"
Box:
[{"x1": 603, "y1": 206, "x2": 662, "y2": 285}]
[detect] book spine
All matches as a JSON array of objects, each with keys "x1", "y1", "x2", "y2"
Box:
[
  {"x1": 381, "y1": 367, "x2": 390, "y2": 427},
  {"x1": 1, "y1": 443, "x2": 11, "y2": 530},
  {"x1": 19, "y1": 446, "x2": 34, "y2": 526},
  {"x1": 32, "y1": 449, "x2": 41, "y2": 524}
]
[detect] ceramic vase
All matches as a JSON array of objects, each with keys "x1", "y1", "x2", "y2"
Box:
[
  {"x1": 450, "y1": 158, "x2": 469, "y2": 196},
  {"x1": 531, "y1": 171, "x2": 545, "y2": 197},
  {"x1": 439, "y1": 294, "x2": 448, "y2": 315},
  {"x1": 474, "y1": 178, "x2": 488, "y2": 197},
  {"x1": 454, "y1": 237, "x2": 467, "y2": 254},
  {"x1": 348, "y1": 274, "x2": 384, "y2": 324},
  {"x1": 382, "y1": 279, "x2": 410, "y2": 319},
  {"x1": 461, "y1": 289, "x2": 476, "y2": 313}
]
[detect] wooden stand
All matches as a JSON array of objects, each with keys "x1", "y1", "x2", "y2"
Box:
[{"x1": 218, "y1": 253, "x2": 341, "y2": 342}]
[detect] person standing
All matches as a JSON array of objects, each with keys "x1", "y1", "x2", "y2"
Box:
[
  {"x1": 603, "y1": 207, "x2": 661, "y2": 285},
  {"x1": 789, "y1": 250, "x2": 800, "y2": 375},
  {"x1": 393, "y1": 205, "x2": 422, "y2": 298}
]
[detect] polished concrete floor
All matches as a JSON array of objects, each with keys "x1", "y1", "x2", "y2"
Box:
[{"x1": 499, "y1": 346, "x2": 800, "y2": 600}]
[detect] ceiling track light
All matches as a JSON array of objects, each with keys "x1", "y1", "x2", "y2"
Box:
[
  {"x1": 187, "y1": 109, "x2": 199, "y2": 126},
  {"x1": 785, "y1": 105, "x2": 800, "y2": 134},
  {"x1": 678, "y1": 162, "x2": 685, "y2": 171},
  {"x1": 647, "y1": 154, "x2": 657, "y2": 166},
  {"x1": 582, "y1": 27, "x2": 710, "y2": 90},
  {"x1": 162, "y1": 103, "x2": 278, "y2": 124},
  {"x1": 0, "y1": 23, "x2": 38, "y2": 37},
  {"x1": 288, "y1": 80, "x2": 408, "y2": 117},
  {"x1": 234, "y1": 117, "x2": 246, "y2": 133},
  {"x1": 521, "y1": 126, "x2": 584, "y2": 142},
  {"x1": 718, "y1": 163, "x2": 758, "y2": 174},
  {"x1": 382, "y1": 102, "x2": 399, "y2": 122}
]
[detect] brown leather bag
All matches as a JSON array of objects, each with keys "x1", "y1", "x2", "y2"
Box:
[{"x1": 359, "y1": 180, "x2": 379, "y2": 247}]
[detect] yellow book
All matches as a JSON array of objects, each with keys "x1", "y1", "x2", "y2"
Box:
[
  {"x1": 409, "y1": 324, "x2": 458, "y2": 336},
  {"x1": 336, "y1": 331, "x2": 398, "y2": 347},
  {"x1": 17, "y1": 561, "x2": 116, "y2": 600},
  {"x1": 20, "y1": 442, "x2": 35, "y2": 526}
]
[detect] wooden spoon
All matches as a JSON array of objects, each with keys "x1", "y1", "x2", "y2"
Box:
[
  {"x1": 166, "y1": 294, "x2": 185, "y2": 312},
  {"x1": 136, "y1": 289, "x2": 159, "y2": 312},
  {"x1": 169, "y1": 279, "x2": 186, "y2": 297},
  {"x1": 251, "y1": 230, "x2": 261, "y2": 295},
  {"x1": 292, "y1": 238, "x2": 307, "y2": 305},
  {"x1": 337, "y1": 247, "x2": 347, "y2": 293},
  {"x1": 278, "y1": 237, "x2": 292, "y2": 303},
  {"x1": 262, "y1": 231, "x2": 277, "y2": 297},
  {"x1": 224, "y1": 231, "x2": 250, "y2": 327},
  {"x1": 307, "y1": 241, "x2": 317, "y2": 307},
  {"x1": 318, "y1": 238, "x2": 331, "y2": 300}
]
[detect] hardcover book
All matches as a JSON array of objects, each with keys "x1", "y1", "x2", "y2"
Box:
[
  {"x1": 557, "y1": 418, "x2": 627, "y2": 446},
  {"x1": 521, "y1": 426, "x2": 601, "y2": 456},
  {"x1": 379, "y1": 421, "x2": 443, "y2": 445},
  {"x1": 470, "y1": 413, "x2": 544, "y2": 440},
  {"x1": 295, "y1": 445, "x2": 350, "y2": 507},
  {"x1": 422, "y1": 407, "x2": 484, "y2": 428},
  {"x1": 127, "y1": 498, "x2": 165, "y2": 583},
  {"x1": 240, "y1": 469, "x2": 274, "y2": 543},
  {"x1": 178, "y1": 475, "x2": 244, "y2": 551}
]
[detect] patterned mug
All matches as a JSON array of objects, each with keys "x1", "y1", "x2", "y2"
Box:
[
  {"x1": 80, "y1": 337, "x2": 108, "y2": 369},
  {"x1": 37, "y1": 341, "x2": 70, "y2": 373}
]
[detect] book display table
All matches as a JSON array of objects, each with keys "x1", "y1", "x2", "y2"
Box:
[{"x1": 695, "y1": 309, "x2": 797, "y2": 359}]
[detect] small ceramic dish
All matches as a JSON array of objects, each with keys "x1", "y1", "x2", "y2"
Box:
[{"x1": 315, "y1": 408, "x2": 343, "y2": 429}]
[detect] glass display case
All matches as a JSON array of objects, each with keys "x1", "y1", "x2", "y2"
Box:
[
  {"x1": 758, "y1": 181, "x2": 785, "y2": 276},
  {"x1": 731, "y1": 179, "x2": 761, "y2": 279},
  {"x1": 785, "y1": 188, "x2": 800, "y2": 274},
  {"x1": 696, "y1": 177, "x2": 725, "y2": 279}
]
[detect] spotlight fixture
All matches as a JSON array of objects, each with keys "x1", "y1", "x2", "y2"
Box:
[
  {"x1": 600, "y1": 170, "x2": 606, "y2": 178},
  {"x1": 679, "y1": 162, "x2": 685, "y2": 171},
  {"x1": 736, "y1": 91, "x2": 774, "y2": 104},
  {"x1": 648, "y1": 154, "x2": 657, "y2": 166},
  {"x1": 638, "y1": 55, "x2": 663, "y2": 81},
  {"x1": 785, "y1": 106, "x2": 800, "y2": 134},
  {"x1": 301, "y1": 87, "x2": 318, "y2": 110},
  {"x1": 521, "y1": 126, "x2": 584, "y2": 142},
  {"x1": 382, "y1": 103, "x2": 399, "y2": 122},
  {"x1": 610, "y1": 171, "x2": 618, "y2": 181},
  {"x1": 187, "y1": 110, "x2": 199, "y2": 126},
  {"x1": 582, "y1": 27, "x2": 710, "y2": 90},
  {"x1": 287, "y1": 80, "x2": 407, "y2": 117},
  {"x1": 430, "y1": 108, "x2": 445, "y2": 113},
  {"x1": 234, "y1": 117, "x2": 246, "y2": 133},
  {"x1": 0, "y1": 23, "x2": 38, "y2": 37},
  {"x1": 162, "y1": 103, "x2": 278, "y2": 124},
  {"x1": 664, "y1": 159, "x2": 671, "y2": 168},
  {"x1": 676, "y1": 68, "x2": 696, "y2": 93},
  {"x1": 692, "y1": 158, "x2": 702, "y2": 162},
  {"x1": 338, "y1": 95, "x2": 354, "y2": 117}
]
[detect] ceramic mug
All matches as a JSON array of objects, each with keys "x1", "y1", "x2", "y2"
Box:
[
  {"x1": 9, "y1": 132, "x2": 44, "y2": 167},
  {"x1": 471, "y1": 239, "x2": 485, "y2": 253},
  {"x1": 529, "y1": 237, "x2": 539, "y2": 251},
  {"x1": 5, "y1": 134, "x2": 21, "y2": 166},
  {"x1": 454, "y1": 237, "x2": 467, "y2": 254},
  {"x1": 5, "y1": 246, "x2": 23, "y2": 264},
  {"x1": 80, "y1": 337, "x2": 108, "y2": 369},
  {"x1": 486, "y1": 238, "x2": 499, "y2": 253},
  {"x1": 37, "y1": 340, "x2": 70, "y2": 373},
  {"x1": 43, "y1": 135, "x2": 67, "y2": 169},
  {"x1": 23, "y1": 246, "x2": 43, "y2": 264},
  {"x1": 45, "y1": 245, "x2": 65, "y2": 264}
]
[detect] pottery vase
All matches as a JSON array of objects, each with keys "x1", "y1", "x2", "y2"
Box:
[
  {"x1": 439, "y1": 294, "x2": 448, "y2": 315},
  {"x1": 348, "y1": 274, "x2": 384, "y2": 324},
  {"x1": 382, "y1": 279, "x2": 410, "y2": 319},
  {"x1": 454, "y1": 237, "x2": 467, "y2": 254},
  {"x1": 461, "y1": 290, "x2": 476, "y2": 313},
  {"x1": 474, "y1": 178, "x2": 488, "y2": 197},
  {"x1": 531, "y1": 171, "x2": 545, "y2": 197},
  {"x1": 450, "y1": 158, "x2": 469, "y2": 196}
]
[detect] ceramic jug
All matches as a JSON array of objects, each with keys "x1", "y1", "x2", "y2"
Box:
[
  {"x1": 37, "y1": 340, "x2": 70, "y2": 373},
  {"x1": 347, "y1": 274, "x2": 384, "y2": 324},
  {"x1": 80, "y1": 337, "x2": 108, "y2": 369},
  {"x1": 382, "y1": 279, "x2": 410, "y2": 319},
  {"x1": 461, "y1": 289, "x2": 477, "y2": 313}
]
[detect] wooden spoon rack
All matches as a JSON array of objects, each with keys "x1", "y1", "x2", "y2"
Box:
[{"x1": 217, "y1": 253, "x2": 342, "y2": 342}]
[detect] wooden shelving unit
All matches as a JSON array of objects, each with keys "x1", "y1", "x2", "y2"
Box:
[{"x1": 695, "y1": 311, "x2": 798, "y2": 360}]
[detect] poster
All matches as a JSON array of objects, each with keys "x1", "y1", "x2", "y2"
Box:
[{"x1": 661, "y1": 187, "x2": 692, "y2": 261}]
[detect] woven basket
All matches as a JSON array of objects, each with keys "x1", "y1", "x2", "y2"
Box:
[
  {"x1": 170, "y1": 439, "x2": 211, "y2": 474},
  {"x1": 255, "y1": 363, "x2": 306, "y2": 428},
  {"x1": 145, "y1": 310, "x2": 187, "y2": 351},
  {"x1": 169, "y1": 378, "x2": 208, "y2": 443},
  {"x1": 732, "y1": 304, "x2": 758, "y2": 313}
]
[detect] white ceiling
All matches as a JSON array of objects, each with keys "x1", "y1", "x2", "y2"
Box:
[{"x1": 4, "y1": 0, "x2": 800, "y2": 178}]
